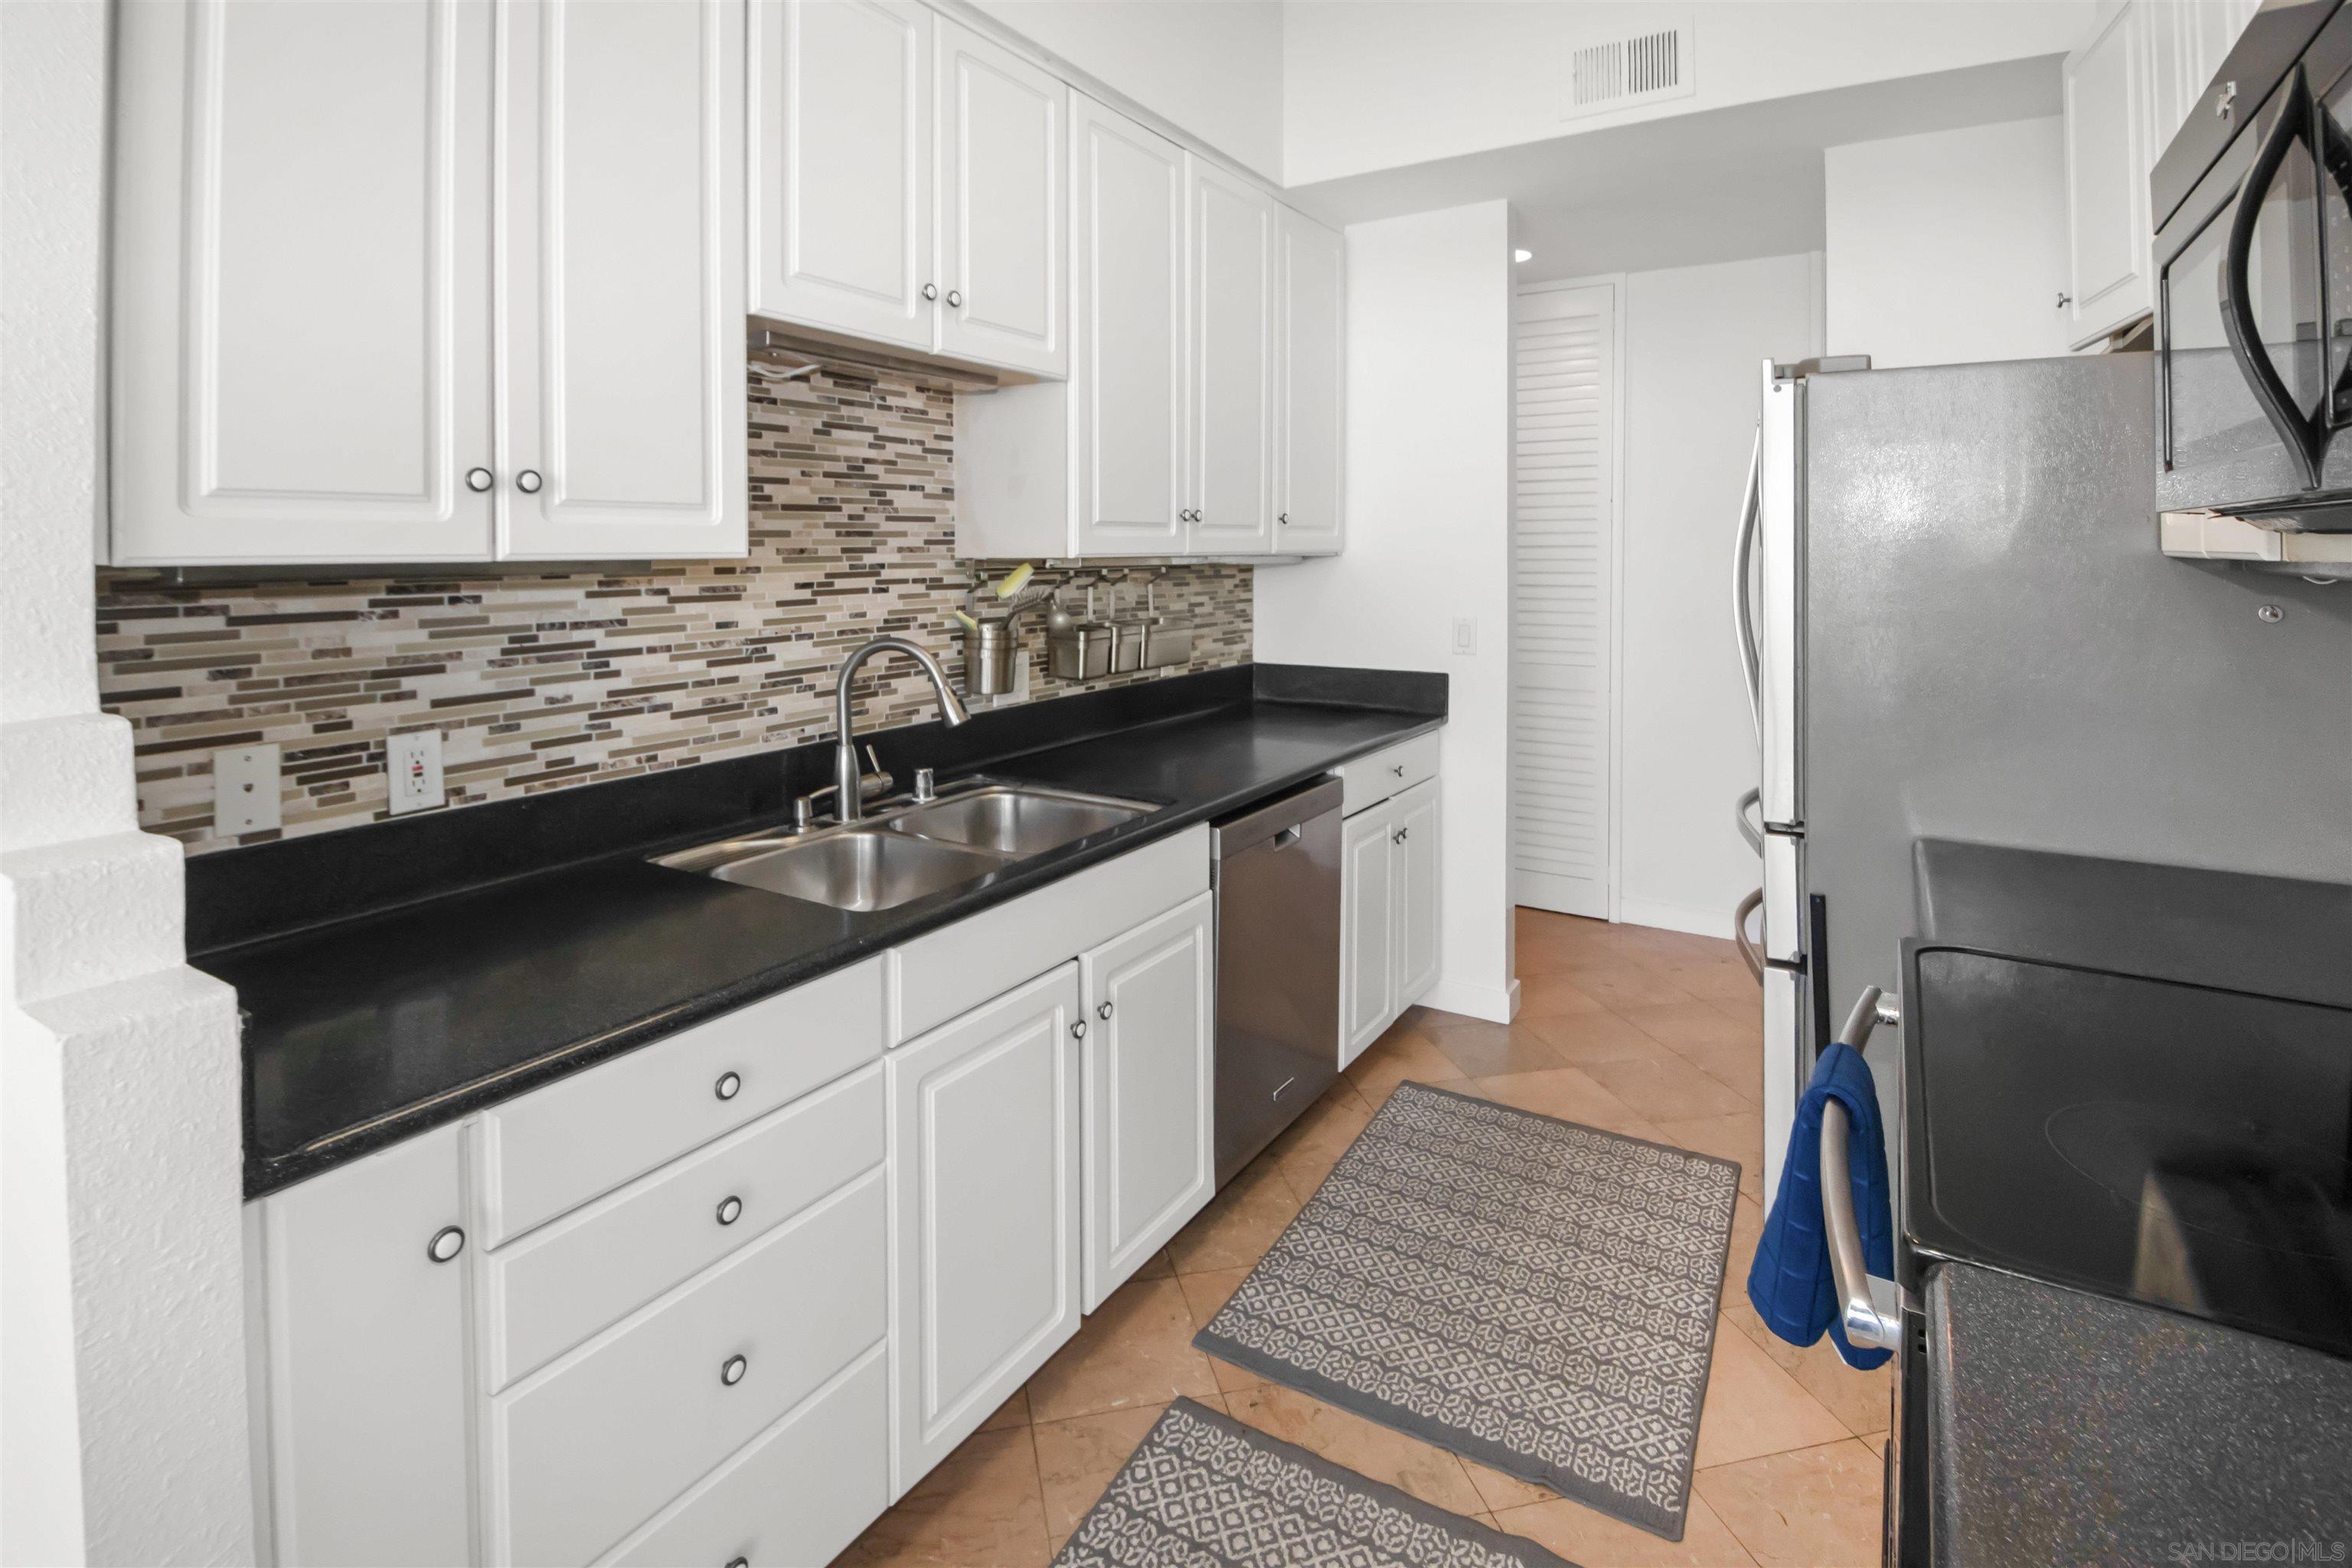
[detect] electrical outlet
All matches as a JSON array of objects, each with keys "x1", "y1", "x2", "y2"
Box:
[
  {"x1": 1452, "y1": 617, "x2": 1478, "y2": 655},
  {"x1": 387, "y1": 730, "x2": 446, "y2": 815},
  {"x1": 214, "y1": 744, "x2": 282, "y2": 835}
]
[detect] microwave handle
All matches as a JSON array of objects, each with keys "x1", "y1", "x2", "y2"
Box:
[
  {"x1": 2221, "y1": 64, "x2": 2332, "y2": 489},
  {"x1": 2320, "y1": 105, "x2": 2352, "y2": 426}
]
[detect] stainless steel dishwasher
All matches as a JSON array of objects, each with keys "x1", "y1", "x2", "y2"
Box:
[{"x1": 1211, "y1": 776, "x2": 1343, "y2": 1187}]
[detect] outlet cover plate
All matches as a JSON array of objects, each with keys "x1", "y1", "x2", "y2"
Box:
[
  {"x1": 388, "y1": 730, "x2": 446, "y2": 815},
  {"x1": 214, "y1": 744, "x2": 282, "y2": 835}
]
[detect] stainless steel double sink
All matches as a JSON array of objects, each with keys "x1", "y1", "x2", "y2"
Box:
[{"x1": 649, "y1": 782, "x2": 1154, "y2": 913}]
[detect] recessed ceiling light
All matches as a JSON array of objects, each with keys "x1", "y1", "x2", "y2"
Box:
[{"x1": 1514, "y1": 248, "x2": 1533, "y2": 263}]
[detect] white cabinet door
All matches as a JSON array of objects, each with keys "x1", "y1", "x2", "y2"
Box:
[
  {"x1": 251, "y1": 1125, "x2": 472, "y2": 1567},
  {"x1": 887, "y1": 963, "x2": 1081, "y2": 1492},
  {"x1": 498, "y1": 0, "x2": 747, "y2": 560},
  {"x1": 1073, "y1": 94, "x2": 1188, "y2": 555},
  {"x1": 1186, "y1": 157, "x2": 1278, "y2": 555},
  {"x1": 936, "y1": 18, "x2": 1067, "y2": 377},
  {"x1": 1078, "y1": 891, "x2": 1214, "y2": 1312},
  {"x1": 1390, "y1": 779, "x2": 1442, "y2": 1010},
  {"x1": 1340, "y1": 802, "x2": 1396, "y2": 1068},
  {"x1": 110, "y1": 0, "x2": 495, "y2": 565},
  {"x1": 2063, "y1": 2, "x2": 2152, "y2": 347},
  {"x1": 749, "y1": 0, "x2": 933, "y2": 349},
  {"x1": 1276, "y1": 207, "x2": 1346, "y2": 556}
]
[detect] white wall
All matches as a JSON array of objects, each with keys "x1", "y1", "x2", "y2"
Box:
[
  {"x1": 1282, "y1": 0, "x2": 2093, "y2": 185},
  {"x1": 1, "y1": 5, "x2": 254, "y2": 1562},
  {"x1": 1616, "y1": 252, "x2": 1823, "y2": 937},
  {"x1": 1824, "y1": 116, "x2": 2072, "y2": 367},
  {"x1": 1254, "y1": 201, "x2": 1519, "y2": 1023},
  {"x1": 969, "y1": 0, "x2": 1285, "y2": 181}
]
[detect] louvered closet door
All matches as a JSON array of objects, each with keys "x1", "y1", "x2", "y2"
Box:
[{"x1": 1512, "y1": 284, "x2": 1615, "y2": 918}]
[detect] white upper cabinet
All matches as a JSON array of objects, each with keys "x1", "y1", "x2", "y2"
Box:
[
  {"x1": 2063, "y1": 2, "x2": 2152, "y2": 347},
  {"x1": 936, "y1": 18, "x2": 1068, "y2": 376},
  {"x1": 501, "y1": 0, "x2": 748, "y2": 560},
  {"x1": 749, "y1": 2, "x2": 1067, "y2": 377},
  {"x1": 1276, "y1": 207, "x2": 1346, "y2": 555},
  {"x1": 1186, "y1": 158, "x2": 1278, "y2": 555},
  {"x1": 110, "y1": 0, "x2": 747, "y2": 566},
  {"x1": 112, "y1": 0, "x2": 497, "y2": 565},
  {"x1": 1073, "y1": 94, "x2": 1190, "y2": 554},
  {"x1": 750, "y1": 0, "x2": 933, "y2": 350}
]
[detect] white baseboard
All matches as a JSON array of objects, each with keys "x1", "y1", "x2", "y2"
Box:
[
  {"x1": 1617, "y1": 896, "x2": 1735, "y2": 941},
  {"x1": 1417, "y1": 975, "x2": 1518, "y2": 1025}
]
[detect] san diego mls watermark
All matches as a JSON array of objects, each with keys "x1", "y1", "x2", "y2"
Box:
[{"x1": 2167, "y1": 1537, "x2": 2347, "y2": 1564}]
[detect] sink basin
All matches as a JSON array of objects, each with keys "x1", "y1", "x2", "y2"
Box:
[
  {"x1": 691, "y1": 831, "x2": 1008, "y2": 913},
  {"x1": 883, "y1": 786, "x2": 1150, "y2": 856},
  {"x1": 650, "y1": 781, "x2": 1155, "y2": 911}
]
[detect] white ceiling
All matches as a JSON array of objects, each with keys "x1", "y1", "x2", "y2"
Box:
[{"x1": 1285, "y1": 54, "x2": 2063, "y2": 280}]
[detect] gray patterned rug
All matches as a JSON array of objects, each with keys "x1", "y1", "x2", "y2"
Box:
[
  {"x1": 1053, "y1": 1398, "x2": 1576, "y2": 1568},
  {"x1": 1192, "y1": 1082, "x2": 1741, "y2": 1540}
]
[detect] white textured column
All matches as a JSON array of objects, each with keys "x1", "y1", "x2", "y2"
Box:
[{"x1": 2, "y1": 3, "x2": 255, "y2": 1562}]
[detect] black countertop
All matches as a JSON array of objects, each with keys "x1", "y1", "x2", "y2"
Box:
[
  {"x1": 1925, "y1": 1262, "x2": 2352, "y2": 1566},
  {"x1": 200, "y1": 669, "x2": 1443, "y2": 1197}
]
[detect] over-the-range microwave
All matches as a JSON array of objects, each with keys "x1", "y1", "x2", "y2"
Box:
[{"x1": 2154, "y1": 0, "x2": 2352, "y2": 578}]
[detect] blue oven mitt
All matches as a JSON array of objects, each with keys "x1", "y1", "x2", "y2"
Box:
[{"x1": 1746, "y1": 1037, "x2": 1895, "y2": 1370}]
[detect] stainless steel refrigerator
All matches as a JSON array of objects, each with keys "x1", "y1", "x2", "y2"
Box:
[{"x1": 1734, "y1": 350, "x2": 2352, "y2": 1194}]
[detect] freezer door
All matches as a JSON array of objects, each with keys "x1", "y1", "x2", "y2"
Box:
[{"x1": 1756, "y1": 364, "x2": 1802, "y2": 829}]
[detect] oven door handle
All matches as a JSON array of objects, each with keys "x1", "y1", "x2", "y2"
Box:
[
  {"x1": 2221, "y1": 63, "x2": 2334, "y2": 489},
  {"x1": 1821, "y1": 985, "x2": 1906, "y2": 1354}
]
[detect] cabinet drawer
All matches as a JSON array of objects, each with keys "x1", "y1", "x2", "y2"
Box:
[
  {"x1": 479, "y1": 957, "x2": 885, "y2": 1246},
  {"x1": 1336, "y1": 731, "x2": 1439, "y2": 816},
  {"x1": 598, "y1": 1345, "x2": 889, "y2": 1568},
  {"x1": 484, "y1": 1064, "x2": 883, "y2": 1390},
  {"x1": 489, "y1": 1169, "x2": 887, "y2": 1566},
  {"x1": 887, "y1": 826, "x2": 1208, "y2": 1044}
]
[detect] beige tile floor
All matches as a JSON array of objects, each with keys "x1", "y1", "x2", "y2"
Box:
[{"x1": 838, "y1": 909, "x2": 1890, "y2": 1568}]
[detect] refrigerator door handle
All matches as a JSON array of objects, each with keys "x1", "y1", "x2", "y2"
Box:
[
  {"x1": 1733, "y1": 888, "x2": 1766, "y2": 983},
  {"x1": 1731, "y1": 424, "x2": 1763, "y2": 742},
  {"x1": 1735, "y1": 786, "x2": 1764, "y2": 854}
]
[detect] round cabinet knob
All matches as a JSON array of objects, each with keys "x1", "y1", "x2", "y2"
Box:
[
  {"x1": 714, "y1": 1070, "x2": 742, "y2": 1101},
  {"x1": 715, "y1": 1194, "x2": 743, "y2": 1227},
  {"x1": 946, "y1": 289, "x2": 963, "y2": 307},
  {"x1": 720, "y1": 1354, "x2": 749, "y2": 1387},
  {"x1": 921, "y1": 283, "x2": 939, "y2": 301},
  {"x1": 1096, "y1": 1001, "x2": 1113, "y2": 1021},
  {"x1": 727, "y1": 1558, "x2": 750, "y2": 1568},
  {"x1": 1070, "y1": 1019, "x2": 1087, "y2": 1040},
  {"x1": 465, "y1": 467, "x2": 494, "y2": 493},
  {"x1": 514, "y1": 469, "x2": 543, "y2": 494},
  {"x1": 426, "y1": 1226, "x2": 466, "y2": 1263}
]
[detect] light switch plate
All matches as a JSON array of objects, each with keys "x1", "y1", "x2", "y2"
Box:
[
  {"x1": 387, "y1": 730, "x2": 446, "y2": 815},
  {"x1": 1452, "y1": 617, "x2": 1478, "y2": 655},
  {"x1": 214, "y1": 744, "x2": 282, "y2": 835}
]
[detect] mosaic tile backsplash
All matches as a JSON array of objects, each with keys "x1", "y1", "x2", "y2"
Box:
[{"x1": 96, "y1": 366, "x2": 1252, "y2": 854}]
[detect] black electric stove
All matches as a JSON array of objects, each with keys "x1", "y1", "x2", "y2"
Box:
[
  {"x1": 1881, "y1": 841, "x2": 2352, "y2": 1564},
  {"x1": 1895, "y1": 840, "x2": 2352, "y2": 1355}
]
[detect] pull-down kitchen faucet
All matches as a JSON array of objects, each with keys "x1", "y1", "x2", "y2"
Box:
[{"x1": 831, "y1": 636, "x2": 969, "y2": 822}]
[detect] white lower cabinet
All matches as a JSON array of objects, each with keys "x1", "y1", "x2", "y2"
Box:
[
  {"x1": 886, "y1": 963, "x2": 1083, "y2": 1492},
  {"x1": 1339, "y1": 776, "x2": 1442, "y2": 1068},
  {"x1": 244, "y1": 834, "x2": 1218, "y2": 1564},
  {"x1": 1079, "y1": 890, "x2": 1215, "y2": 1312},
  {"x1": 249, "y1": 1125, "x2": 474, "y2": 1568}
]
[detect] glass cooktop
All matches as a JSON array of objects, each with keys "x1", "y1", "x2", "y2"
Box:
[{"x1": 1902, "y1": 945, "x2": 2352, "y2": 1357}]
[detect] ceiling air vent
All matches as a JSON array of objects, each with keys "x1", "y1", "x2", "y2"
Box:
[{"x1": 1563, "y1": 9, "x2": 1694, "y2": 120}]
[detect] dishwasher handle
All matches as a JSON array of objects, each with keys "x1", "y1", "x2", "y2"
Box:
[{"x1": 1213, "y1": 776, "x2": 1346, "y2": 859}]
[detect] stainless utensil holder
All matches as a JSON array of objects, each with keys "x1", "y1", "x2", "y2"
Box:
[
  {"x1": 1048, "y1": 622, "x2": 1112, "y2": 680},
  {"x1": 1142, "y1": 619, "x2": 1194, "y2": 669},
  {"x1": 963, "y1": 617, "x2": 1021, "y2": 696},
  {"x1": 1112, "y1": 620, "x2": 1147, "y2": 672}
]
